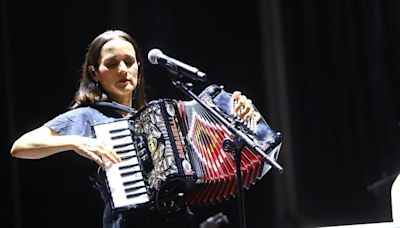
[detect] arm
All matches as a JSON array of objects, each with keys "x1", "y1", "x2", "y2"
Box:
[{"x1": 10, "y1": 126, "x2": 120, "y2": 168}]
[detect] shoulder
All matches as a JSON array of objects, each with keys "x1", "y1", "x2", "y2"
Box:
[
  {"x1": 62, "y1": 106, "x2": 99, "y2": 118},
  {"x1": 44, "y1": 106, "x2": 117, "y2": 136},
  {"x1": 63, "y1": 106, "x2": 117, "y2": 125},
  {"x1": 46, "y1": 106, "x2": 115, "y2": 127}
]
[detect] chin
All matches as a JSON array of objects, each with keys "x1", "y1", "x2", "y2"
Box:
[
  {"x1": 119, "y1": 83, "x2": 135, "y2": 91},
  {"x1": 126, "y1": 85, "x2": 137, "y2": 93}
]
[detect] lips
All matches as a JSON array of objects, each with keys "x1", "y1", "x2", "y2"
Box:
[{"x1": 118, "y1": 78, "x2": 130, "y2": 83}]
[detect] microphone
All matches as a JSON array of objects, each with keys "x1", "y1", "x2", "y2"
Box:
[{"x1": 148, "y1": 48, "x2": 207, "y2": 82}]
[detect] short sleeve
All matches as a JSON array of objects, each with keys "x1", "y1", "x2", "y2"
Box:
[{"x1": 44, "y1": 108, "x2": 94, "y2": 137}]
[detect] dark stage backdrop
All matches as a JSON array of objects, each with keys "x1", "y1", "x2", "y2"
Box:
[{"x1": 1, "y1": 0, "x2": 400, "y2": 228}]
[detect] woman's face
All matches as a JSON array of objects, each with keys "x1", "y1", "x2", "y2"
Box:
[{"x1": 93, "y1": 38, "x2": 139, "y2": 105}]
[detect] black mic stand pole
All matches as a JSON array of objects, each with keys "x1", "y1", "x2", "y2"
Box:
[
  {"x1": 171, "y1": 79, "x2": 284, "y2": 228},
  {"x1": 222, "y1": 133, "x2": 247, "y2": 228}
]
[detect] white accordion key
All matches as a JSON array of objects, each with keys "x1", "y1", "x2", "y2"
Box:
[{"x1": 93, "y1": 119, "x2": 150, "y2": 209}]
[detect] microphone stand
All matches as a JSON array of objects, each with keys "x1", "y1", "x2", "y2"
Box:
[{"x1": 171, "y1": 79, "x2": 284, "y2": 228}]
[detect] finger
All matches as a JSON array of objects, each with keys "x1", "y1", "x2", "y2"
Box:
[
  {"x1": 239, "y1": 104, "x2": 251, "y2": 119},
  {"x1": 94, "y1": 146, "x2": 120, "y2": 164},
  {"x1": 232, "y1": 91, "x2": 241, "y2": 114},
  {"x1": 110, "y1": 150, "x2": 122, "y2": 163},
  {"x1": 86, "y1": 151, "x2": 105, "y2": 168},
  {"x1": 235, "y1": 95, "x2": 247, "y2": 113},
  {"x1": 98, "y1": 141, "x2": 121, "y2": 163},
  {"x1": 232, "y1": 91, "x2": 241, "y2": 100},
  {"x1": 77, "y1": 148, "x2": 98, "y2": 160},
  {"x1": 243, "y1": 105, "x2": 254, "y2": 120},
  {"x1": 243, "y1": 99, "x2": 253, "y2": 116},
  {"x1": 102, "y1": 150, "x2": 121, "y2": 164},
  {"x1": 252, "y1": 112, "x2": 261, "y2": 123}
]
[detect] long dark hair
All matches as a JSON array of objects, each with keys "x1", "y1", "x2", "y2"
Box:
[{"x1": 71, "y1": 30, "x2": 147, "y2": 110}]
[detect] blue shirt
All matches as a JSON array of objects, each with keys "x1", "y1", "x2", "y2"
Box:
[
  {"x1": 44, "y1": 105, "x2": 128, "y2": 227},
  {"x1": 44, "y1": 106, "x2": 118, "y2": 137}
]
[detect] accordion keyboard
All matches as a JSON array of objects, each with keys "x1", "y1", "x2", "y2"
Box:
[{"x1": 93, "y1": 119, "x2": 150, "y2": 210}]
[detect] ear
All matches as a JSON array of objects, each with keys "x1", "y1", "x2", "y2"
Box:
[
  {"x1": 89, "y1": 65, "x2": 99, "y2": 82},
  {"x1": 92, "y1": 71, "x2": 100, "y2": 82}
]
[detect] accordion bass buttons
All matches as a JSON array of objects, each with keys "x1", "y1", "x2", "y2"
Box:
[
  {"x1": 166, "y1": 103, "x2": 176, "y2": 116},
  {"x1": 182, "y1": 160, "x2": 192, "y2": 174}
]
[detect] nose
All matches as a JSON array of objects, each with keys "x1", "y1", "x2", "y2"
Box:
[{"x1": 117, "y1": 61, "x2": 128, "y2": 74}]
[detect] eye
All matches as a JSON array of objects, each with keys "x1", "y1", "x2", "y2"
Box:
[
  {"x1": 105, "y1": 61, "x2": 119, "y2": 69},
  {"x1": 124, "y1": 60, "x2": 135, "y2": 67},
  {"x1": 103, "y1": 56, "x2": 136, "y2": 69}
]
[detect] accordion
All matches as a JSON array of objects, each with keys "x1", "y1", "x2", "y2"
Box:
[{"x1": 92, "y1": 84, "x2": 282, "y2": 212}]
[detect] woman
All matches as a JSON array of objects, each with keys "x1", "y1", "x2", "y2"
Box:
[{"x1": 10, "y1": 30, "x2": 257, "y2": 228}]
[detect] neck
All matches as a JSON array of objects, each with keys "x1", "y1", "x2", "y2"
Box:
[
  {"x1": 120, "y1": 98, "x2": 132, "y2": 107},
  {"x1": 112, "y1": 95, "x2": 132, "y2": 108}
]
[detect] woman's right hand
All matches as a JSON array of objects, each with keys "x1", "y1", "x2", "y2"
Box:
[{"x1": 72, "y1": 136, "x2": 121, "y2": 169}]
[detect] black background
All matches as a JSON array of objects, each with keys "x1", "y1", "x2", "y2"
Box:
[{"x1": 2, "y1": 0, "x2": 400, "y2": 228}]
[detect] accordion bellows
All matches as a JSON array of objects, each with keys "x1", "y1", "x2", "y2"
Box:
[{"x1": 92, "y1": 84, "x2": 282, "y2": 213}]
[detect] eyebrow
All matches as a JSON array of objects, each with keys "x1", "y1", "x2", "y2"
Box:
[{"x1": 104, "y1": 54, "x2": 136, "y2": 61}]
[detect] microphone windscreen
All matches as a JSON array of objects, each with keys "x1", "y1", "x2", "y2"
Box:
[{"x1": 148, "y1": 48, "x2": 163, "y2": 65}]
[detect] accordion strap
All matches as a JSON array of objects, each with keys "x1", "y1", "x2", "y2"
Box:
[{"x1": 91, "y1": 101, "x2": 137, "y2": 117}]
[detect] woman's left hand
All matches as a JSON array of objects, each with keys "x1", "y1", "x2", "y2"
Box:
[{"x1": 232, "y1": 91, "x2": 261, "y2": 122}]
